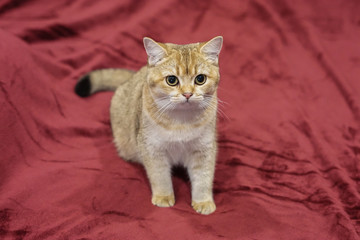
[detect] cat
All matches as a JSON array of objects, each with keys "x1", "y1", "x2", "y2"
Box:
[{"x1": 75, "y1": 36, "x2": 223, "y2": 215}]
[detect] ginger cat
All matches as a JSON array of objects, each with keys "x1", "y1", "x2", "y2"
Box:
[{"x1": 75, "y1": 36, "x2": 223, "y2": 215}]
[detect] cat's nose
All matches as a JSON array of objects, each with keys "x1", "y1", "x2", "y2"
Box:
[{"x1": 182, "y1": 92, "x2": 193, "y2": 99}]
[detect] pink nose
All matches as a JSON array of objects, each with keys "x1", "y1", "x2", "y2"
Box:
[{"x1": 182, "y1": 92, "x2": 193, "y2": 99}]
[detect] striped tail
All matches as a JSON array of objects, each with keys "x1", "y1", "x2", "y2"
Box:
[{"x1": 74, "y1": 68, "x2": 135, "y2": 97}]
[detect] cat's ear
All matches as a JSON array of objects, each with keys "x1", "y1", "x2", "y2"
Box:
[
  {"x1": 143, "y1": 37, "x2": 167, "y2": 66},
  {"x1": 200, "y1": 36, "x2": 223, "y2": 63}
]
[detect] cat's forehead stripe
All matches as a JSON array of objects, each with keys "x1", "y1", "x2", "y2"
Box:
[
  {"x1": 172, "y1": 47, "x2": 199, "y2": 77},
  {"x1": 153, "y1": 44, "x2": 216, "y2": 80},
  {"x1": 187, "y1": 48, "x2": 192, "y2": 75},
  {"x1": 185, "y1": 49, "x2": 189, "y2": 75}
]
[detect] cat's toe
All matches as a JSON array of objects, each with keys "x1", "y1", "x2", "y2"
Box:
[
  {"x1": 152, "y1": 194, "x2": 175, "y2": 207},
  {"x1": 191, "y1": 200, "x2": 216, "y2": 215}
]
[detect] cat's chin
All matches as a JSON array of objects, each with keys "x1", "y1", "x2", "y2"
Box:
[
  {"x1": 168, "y1": 103, "x2": 204, "y2": 122},
  {"x1": 172, "y1": 101, "x2": 202, "y2": 111}
]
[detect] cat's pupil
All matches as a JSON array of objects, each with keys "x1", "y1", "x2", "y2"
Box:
[{"x1": 168, "y1": 76, "x2": 176, "y2": 83}]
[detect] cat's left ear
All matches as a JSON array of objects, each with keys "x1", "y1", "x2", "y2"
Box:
[
  {"x1": 200, "y1": 36, "x2": 223, "y2": 64},
  {"x1": 143, "y1": 37, "x2": 167, "y2": 66}
]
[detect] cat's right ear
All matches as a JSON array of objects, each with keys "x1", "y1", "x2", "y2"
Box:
[{"x1": 143, "y1": 37, "x2": 167, "y2": 66}]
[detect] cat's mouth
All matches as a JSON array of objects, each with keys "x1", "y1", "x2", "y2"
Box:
[
  {"x1": 170, "y1": 99, "x2": 204, "y2": 111},
  {"x1": 154, "y1": 95, "x2": 207, "y2": 113}
]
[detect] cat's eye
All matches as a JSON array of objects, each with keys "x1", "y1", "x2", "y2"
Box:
[
  {"x1": 166, "y1": 75, "x2": 179, "y2": 86},
  {"x1": 195, "y1": 74, "x2": 207, "y2": 85}
]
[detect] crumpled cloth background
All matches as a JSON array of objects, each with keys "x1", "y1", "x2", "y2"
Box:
[{"x1": 1, "y1": 0, "x2": 360, "y2": 239}]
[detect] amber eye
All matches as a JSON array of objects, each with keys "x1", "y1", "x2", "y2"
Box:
[
  {"x1": 195, "y1": 74, "x2": 207, "y2": 85},
  {"x1": 166, "y1": 75, "x2": 179, "y2": 86}
]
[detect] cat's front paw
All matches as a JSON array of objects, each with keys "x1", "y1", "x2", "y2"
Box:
[
  {"x1": 152, "y1": 194, "x2": 175, "y2": 207},
  {"x1": 191, "y1": 200, "x2": 216, "y2": 215}
]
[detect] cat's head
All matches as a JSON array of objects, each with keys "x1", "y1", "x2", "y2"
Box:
[{"x1": 143, "y1": 36, "x2": 223, "y2": 113}]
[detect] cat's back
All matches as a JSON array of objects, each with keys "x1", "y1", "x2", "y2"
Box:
[
  {"x1": 110, "y1": 66, "x2": 147, "y2": 161},
  {"x1": 112, "y1": 66, "x2": 147, "y2": 105}
]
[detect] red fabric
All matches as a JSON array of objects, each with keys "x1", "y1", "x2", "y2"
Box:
[{"x1": 1, "y1": 0, "x2": 360, "y2": 239}]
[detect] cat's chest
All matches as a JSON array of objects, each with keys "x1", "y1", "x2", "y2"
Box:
[
  {"x1": 164, "y1": 140, "x2": 195, "y2": 165},
  {"x1": 146, "y1": 123, "x2": 204, "y2": 146},
  {"x1": 144, "y1": 123, "x2": 211, "y2": 165}
]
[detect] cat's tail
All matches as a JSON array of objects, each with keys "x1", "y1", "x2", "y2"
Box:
[{"x1": 74, "y1": 68, "x2": 135, "y2": 97}]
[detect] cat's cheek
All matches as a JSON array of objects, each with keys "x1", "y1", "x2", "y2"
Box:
[
  {"x1": 201, "y1": 85, "x2": 217, "y2": 96},
  {"x1": 150, "y1": 84, "x2": 170, "y2": 98}
]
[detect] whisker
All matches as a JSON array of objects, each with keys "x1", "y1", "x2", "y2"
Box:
[
  {"x1": 203, "y1": 94, "x2": 229, "y2": 106},
  {"x1": 203, "y1": 99, "x2": 230, "y2": 121},
  {"x1": 217, "y1": 99, "x2": 229, "y2": 106},
  {"x1": 155, "y1": 101, "x2": 171, "y2": 118},
  {"x1": 155, "y1": 101, "x2": 176, "y2": 121}
]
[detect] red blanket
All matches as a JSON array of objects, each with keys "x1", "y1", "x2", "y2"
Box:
[{"x1": 1, "y1": 0, "x2": 360, "y2": 239}]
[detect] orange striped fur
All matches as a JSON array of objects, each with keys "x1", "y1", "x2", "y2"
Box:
[{"x1": 79, "y1": 36, "x2": 223, "y2": 214}]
